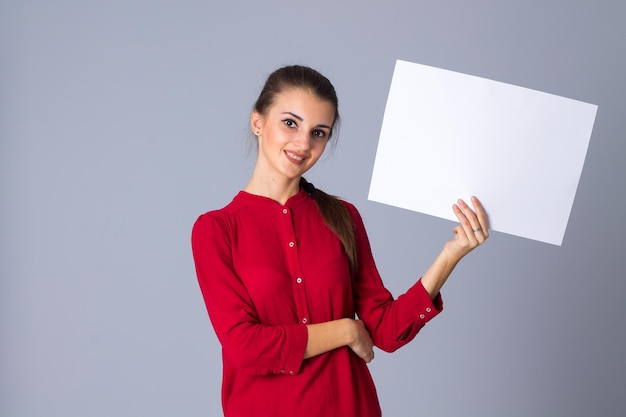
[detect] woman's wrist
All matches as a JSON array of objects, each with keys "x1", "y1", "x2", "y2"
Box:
[
  {"x1": 341, "y1": 318, "x2": 357, "y2": 347},
  {"x1": 421, "y1": 249, "x2": 460, "y2": 299}
]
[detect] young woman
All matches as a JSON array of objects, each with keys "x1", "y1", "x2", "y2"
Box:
[{"x1": 191, "y1": 65, "x2": 489, "y2": 417}]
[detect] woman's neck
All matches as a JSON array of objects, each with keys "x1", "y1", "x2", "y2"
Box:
[{"x1": 244, "y1": 173, "x2": 301, "y2": 205}]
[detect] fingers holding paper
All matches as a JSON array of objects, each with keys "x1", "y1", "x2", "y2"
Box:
[{"x1": 446, "y1": 196, "x2": 489, "y2": 260}]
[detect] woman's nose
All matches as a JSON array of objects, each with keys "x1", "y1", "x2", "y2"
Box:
[{"x1": 293, "y1": 131, "x2": 311, "y2": 149}]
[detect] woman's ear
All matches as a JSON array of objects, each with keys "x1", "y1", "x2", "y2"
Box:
[{"x1": 250, "y1": 111, "x2": 263, "y2": 136}]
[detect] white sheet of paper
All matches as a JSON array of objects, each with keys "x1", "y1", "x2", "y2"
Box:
[{"x1": 368, "y1": 60, "x2": 598, "y2": 246}]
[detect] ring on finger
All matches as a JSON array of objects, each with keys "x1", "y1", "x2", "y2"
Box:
[{"x1": 473, "y1": 226, "x2": 482, "y2": 233}]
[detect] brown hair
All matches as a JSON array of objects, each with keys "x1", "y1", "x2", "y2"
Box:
[{"x1": 254, "y1": 65, "x2": 357, "y2": 279}]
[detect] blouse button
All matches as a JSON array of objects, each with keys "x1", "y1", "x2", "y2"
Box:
[
  {"x1": 296, "y1": 277, "x2": 302, "y2": 284},
  {"x1": 426, "y1": 307, "x2": 432, "y2": 313},
  {"x1": 288, "y1": 241, "x2": 295, "y2": 248},
  {"x1": 289, "y1": 371, "x2": 294, "y2": 375},
  {"x1": 302, "y1": 318, "x2": 308, "y2": 324},
  {"x1": 419, "y1": 314, "x2": 425, "y2": 319},
  {"x1": 282, "y1": 208, "x2": 288, "y2": 214}
]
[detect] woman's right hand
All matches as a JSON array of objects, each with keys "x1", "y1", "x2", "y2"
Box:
[{"x1": 348, "y1": 319, "x2": 375, "y2": 363}]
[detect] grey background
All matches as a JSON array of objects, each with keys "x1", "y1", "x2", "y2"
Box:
[{"x1": 1, "y1": 1, "x2": 625, "y2": 416}]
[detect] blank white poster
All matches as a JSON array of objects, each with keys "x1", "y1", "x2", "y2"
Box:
[{"x1": 368, "y1": 60, "x2": 598, "y2": 246}]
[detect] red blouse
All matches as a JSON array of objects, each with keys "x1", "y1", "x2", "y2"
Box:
[{"x1": 191, "y1": 189, "x2": 443, "y2": 417}]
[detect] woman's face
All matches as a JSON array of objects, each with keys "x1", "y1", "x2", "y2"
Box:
[{"x1": 251, "y1": 87, "x2": 335, "y2": 182}]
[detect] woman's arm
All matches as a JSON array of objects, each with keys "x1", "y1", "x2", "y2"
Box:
[
  {"x1": 193, "y1": 214, "x2": 309, "y2": 375},
  {"x1": 346, "y1": 197, "x2": 489, "y2": 353},
  {"x1": 305, "y1": 319, "x2": 374, "y2": 362}
]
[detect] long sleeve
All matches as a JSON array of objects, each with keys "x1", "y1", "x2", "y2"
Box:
[
  {"x1": 191, "y1": 213, "x2": 308, "y2": 376},
  {"x1": 346, "y1": 203, "x2": 443, "y2": 353}
]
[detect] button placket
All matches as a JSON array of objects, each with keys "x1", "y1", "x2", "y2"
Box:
[{"x1": 281, "y1": 204, "x2": 311, "y2": 329}]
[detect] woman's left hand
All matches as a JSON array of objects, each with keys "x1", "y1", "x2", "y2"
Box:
[
  {"x1": 420, "y1": 196, "x2": 489, "y2": 299},
  {"x1": 444, "y1": 196, "x2": 489, "y2": 261}
]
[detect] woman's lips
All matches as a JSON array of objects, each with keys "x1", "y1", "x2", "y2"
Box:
[{"x1": 285, "y1": 150, "x2": 306, "y2": 165}]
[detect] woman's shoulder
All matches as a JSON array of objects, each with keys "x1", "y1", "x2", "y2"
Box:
[
  {"x1": 194, "y1": 190, "x2": 281, "y2": 231},
  {"x1": 197, "y1": 190, "x2": 256, "y2": 216},
  {"x1": 337, "y1": 198, "x2": 362, "y2": 219},
  {"x1": 193, "y1": 192, "x2": 247, "y2": 228}
]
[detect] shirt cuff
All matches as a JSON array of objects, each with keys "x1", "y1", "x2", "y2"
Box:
[{"x1": 275, "y1": 324, "x2": 308, "y2": 376}]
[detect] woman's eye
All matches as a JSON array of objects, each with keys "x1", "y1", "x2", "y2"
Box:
[
  {"x1": 312, "y1": 129, "x2": 327, "y2": 139},
  {"x1": 282, "y1": 119, "x2": 296, "y2": 128}
]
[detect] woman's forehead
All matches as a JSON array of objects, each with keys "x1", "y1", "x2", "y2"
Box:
[{"x1": 269, "y1": 88, "x2": 335, "y2": 120}]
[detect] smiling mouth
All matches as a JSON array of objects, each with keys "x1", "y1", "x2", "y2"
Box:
[{"x1": 285, "y1": 150, "x2": 306, "y2": 165}]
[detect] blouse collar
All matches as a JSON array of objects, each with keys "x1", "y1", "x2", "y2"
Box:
[{"x1": 235, "y1": 187, "x2": 310, "y2": 208}]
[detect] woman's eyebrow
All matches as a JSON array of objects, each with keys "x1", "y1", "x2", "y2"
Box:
[
  {"x1": 281, "y1": 112, "x2": 304, "y2": 121},
  {"x1": 281, "y1": 112, "x2": 331, "y2": 130}
]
